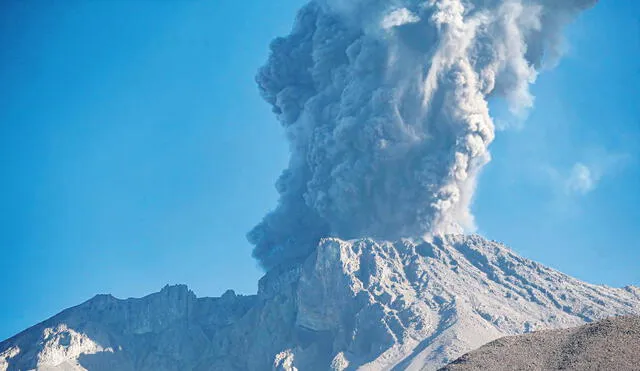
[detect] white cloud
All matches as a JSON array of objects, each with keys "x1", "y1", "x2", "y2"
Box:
[
  {"x1": 565, "y1": 163, "x2": 596, "y2": 195},
  {"x1": 560, "y1": 151, "x2": 630, "y2": 197}
]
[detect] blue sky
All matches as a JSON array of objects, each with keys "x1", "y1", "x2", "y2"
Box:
[{"x1": 0, "y1": 1, "x2": 637, "y2": 341}]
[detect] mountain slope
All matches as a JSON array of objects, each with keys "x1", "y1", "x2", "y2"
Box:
[
  {"x1": 440, "y1": 315, "x2": 640, "y2": 370},
  {"x1": 2, "y1": 235, "x2": 639, "y2": 370}
]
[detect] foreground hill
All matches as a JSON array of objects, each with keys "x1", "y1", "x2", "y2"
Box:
[
  {"x1": 441, "y1": 315, "x2": 640, "y2": 371},
  {"x1": 2, "y1": 235, "x2": 640, "y2": 370}
]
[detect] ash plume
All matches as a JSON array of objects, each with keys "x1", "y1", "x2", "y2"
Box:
[{"x1": 249, "y1": 0, "x2": 597, "y2": 270}]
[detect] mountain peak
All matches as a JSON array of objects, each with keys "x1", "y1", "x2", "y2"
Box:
[{"x1": 160, "y1": 283, "x2": 190, "y2": 293}]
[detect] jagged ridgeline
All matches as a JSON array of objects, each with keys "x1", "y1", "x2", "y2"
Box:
[{"x1": 248, "y1": 0, "x2": 597, "y2": 270}]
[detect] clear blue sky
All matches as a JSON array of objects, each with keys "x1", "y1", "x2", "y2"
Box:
[{"x1": 0, "y1": 1, "x2": 637, "y2": 341}]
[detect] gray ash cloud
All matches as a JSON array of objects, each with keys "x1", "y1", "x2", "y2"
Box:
[{"x1": 249, "y1": 0, "x2": 597, "y2": 270}]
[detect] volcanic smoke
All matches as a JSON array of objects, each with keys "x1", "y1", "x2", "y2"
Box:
[{"x1": 249, "y1": 0, "x2": 597, "y2": 270}]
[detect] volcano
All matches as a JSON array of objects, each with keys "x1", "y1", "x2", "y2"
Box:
[{"x1": 2, "y1": 235, "x2": 639, "y2": 371}]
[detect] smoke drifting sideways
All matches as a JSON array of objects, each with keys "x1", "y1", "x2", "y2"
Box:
[{"x1": 249, "y1": 0, "x2": 597, "y2": 270}]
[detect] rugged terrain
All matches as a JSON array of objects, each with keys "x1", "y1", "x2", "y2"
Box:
[
  {"x1": 2, "y1": 235, "x2": 640, "y2": 370},
  {"x1": 441, "y1": 315, "x2": 640, "y2": 371}
]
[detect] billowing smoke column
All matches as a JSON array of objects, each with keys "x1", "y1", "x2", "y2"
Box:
[{"x1": 250, "y1": 0, "x2": 596, "y2": 270}]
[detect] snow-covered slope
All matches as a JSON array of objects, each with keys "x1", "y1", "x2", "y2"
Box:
[{"x1": 2, "y1": 235, "x2": 639, "y2": 370}]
